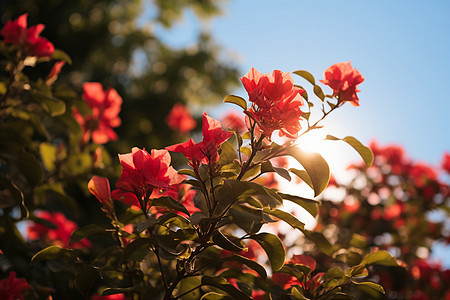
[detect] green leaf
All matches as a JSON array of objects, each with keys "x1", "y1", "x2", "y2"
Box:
[
  {"x1": 0, "y1": 176, "x2": 28, "y2": 218},
  {"x1": 212, "y1": 231, "x2": 246, "y2": 252},
  {"x1": 301, "y1": 230, "x2": 334, "y2": 256},
  {"x1": 287, "y1": 147, "x2": 330, "y2": 197},
  {"x1": 250, "y1": 232, "x2": 285, "y2": 271},
  {"x1": 325, "y1": 135, "x2": 374, "y2": 167},
  {"x1": 352, "y1": 281, "x2": 385, "y2": 294},
  {"x1": 260, "y1": 161, "x2": 291, "y2": 182},
  {"x1": 102, "y1": 286, "x2": 139, "y2": 296},
  {"x1": 239, "y1": 146, "x2": 251, "y2": 158},
  {"x1": 292, "y1": 286, "x2": 309, "y2": 300},
  {"x1": 327, "y1": 100, "x2": 337, "y2": 109},
  {"x1": 313, "y1": 85, "x2": 325, "y2": 101},
  {"x1": 120, "y1": 238, "x2": 152, "y2": 263},
  {"x1": 220, "y1": 179, "x2": 282, "y2": 210},
  {"x1": 295, "y1": 85, "x2": 308, "y2": 101},
  {"x1": 151, "y1": 196, "x2": 190, "y2": 216},
  {"x1": 175, "y1": 277, "x2": 202, "y2": 300},
  {"x1": 75, "y1": 265, "x2": 100, "y2": 296},
  {"x1": 52, "y1": 49, "x2": 72, "y2": 64},
  {"x1": 228, "y1": 205, "x2": 264, "y2": 234},
  {"x1": 178, "y1": 169, "x2": 196, "y2": 177},
  {"x1": 223, "y1": 254, "x2": 267, "y2": 279},
  {"x1": 39, "y1": 143, "x2": 58, "y2": 172},
  {"x1": 346, "y1": 265, "x2": 368, "y2": 278},
  {"x1": 262, "y1": 208, "x2": 305, "y2": 230},
  {"x1": 31, "y1": 246, "x2": 77, "y2": 264},
  {"x1": 278, "y1": 192, "x2": 319, "y2": 218},
  {"x1": 360, "y1": 250, "x2": 399, "y2": 267},
  {"x1": 201, "y1": 293, "x2": 233, "y2": 300},
  {"x1": 288, "y1": 168, "x2": 314, "y2": 190},
  {"x1": 70, "y1": 224, "x2": 106, "y2": 244},
  {"x1": 223, "y1": 95, "x2": 247, "y2": 110},
  {"x1": 293, "y1": 70, "x2": 315, "y2": 85},
  {"x1": 201, "y1": 276, "x2": 251, "y2": 299},
  {"x1": 16, "y1": 152, "x2": 43, "y2": 186}
]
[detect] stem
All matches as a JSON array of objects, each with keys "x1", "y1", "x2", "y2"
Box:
[
  {"x1": 153, "y1": 246, "x2": 169, "y2": 293},
  {"x1": 237, "y1": 134, "x2": 264, "y2": 181},
  {"x1": 299, "y1": 99, "x2": 340, "y2": 139}
]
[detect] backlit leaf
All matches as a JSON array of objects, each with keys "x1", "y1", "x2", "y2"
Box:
[
  {"x1": 293, "y1": 70, "x2": 315, "y2": 85},
  {"x1": 353, "y1": 281, "x2": 385, "y2": 294},
  {"x1": 250, "y1": 232, "x2": 285, "y2": 271},
  {"x1": 202, "y1": 276, "x2": 251, "y2": 299},
  {"x1": 287, "y1": 147, "x2": 330, "y2": 197},
  {"x1": 223, "y1": 254, "x2": 267, "y2": 279},
  {"x1": 70, "y1": 224, "x2": 106, "y2": 244},
  {"x1": 313, "y1": 84, "x2": 325, "y2": 101},
  {"x1": 31, "y1": 246, "x2": 77, "y2": 264},
  {"x1": 52, "y1": 49, "x2": 72, "y2": 64},
  {"x1": 223, "y1": 95, "x2": 247, "y2": 110},
  {"x1": 301, "y1": 230, "x2": 334, "y2": 256},
  {"x1": 278, "y1": 192, "x2": 319, "y2": 218},
  {"x1": 325, "y1": 135, "x2": 374, "y2": 167},
  {"x1": 360, "y1": 250, "x2": 399, "y2": 267},
  {"x1": 288, "y1": 168, "x2": 313, "y2": 190},
  {"x1": 151, "y1": 196, "x2": 190, "y2": 216},
  {"x1": 262, "y1": 208, "x2": 305, "y2": 230}
]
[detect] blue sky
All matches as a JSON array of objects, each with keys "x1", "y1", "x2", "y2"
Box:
[{"x1": 154, "y1": 0, "x2": 450, "y2": 169}]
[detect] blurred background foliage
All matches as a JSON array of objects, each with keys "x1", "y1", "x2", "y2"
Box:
[{"x1": 1, "y1": 0, "x2": 239, "y2": 152}]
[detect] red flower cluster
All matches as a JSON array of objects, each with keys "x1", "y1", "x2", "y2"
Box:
[
  {"x1": 241, "y1": 68, "x2": 305, "y2": 139},
  {"x1": 0, "y1": 272, "x2": 30, "y2": 300},
  {"x1": 112, "y1": 147, "x2": 183, "y2": 210},
  {"x1": 165, "y1": 103, "x2": 196, "y2": 134},
  {"x1": 166, "y1": 112, "x2": 233, "y2": 167},
  {"x1": 27, "y1": 211, "x2": 91, "y2": 249},
  {"x1": 320, "y1": 61, "x2": 364, "y2": 106},
  {"x1": 0, "y1": 13, "x2": 54, "y2": 58},
  {"x1": 73, "y1": 82, "x2": 122, "y2": 145}
]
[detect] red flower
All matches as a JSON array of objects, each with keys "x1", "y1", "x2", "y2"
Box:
[
  {"x1": 241, "y1": 68, "x2": 305, "y2": 139},
  {"x1": 112, "y1": 148, "x2": 183, "y2": 210},
  {"x1": 0, "y1": 272, "x2": 30, "y2": 300},
  {"x1": 45, "y1": 60, "x2": 65, "y2": 85},
  {"x1": 89, "y1": 176, "x2": 114, "y2": 216},
  {"x1": 221, "y1": 110, "x2": 246, "y2": 133},
  {"x1": 442, "y1": 152, "x2": 450, "y2": 174},
  {"x1": 0, "y1": 13, "x2": 54, "y2": 58},
  {"x1": 320, "y1": 61, "x2": 364, "y2": 106},
  {"x1": 91, "y1": 294, "x2": 128, "y2": 300},
  {"x1": 166, "y1": 112, "x2": 233, "y2": 166},
  {"x1": 27, "y1": 211, "x2": 91, "y2": 249},
  {"x1": 73, "y1": 82, "x2": 122, "y2": 144},
  {"x1": 165, "y1": 103, "x2": 196, "y2": 134}
]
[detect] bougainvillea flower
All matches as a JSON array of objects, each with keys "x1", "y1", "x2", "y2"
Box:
[
  {"x1": 73, "y1": 82, "x2": 122, "y2": 144},
  {"x1": 0, "y1": 13, "x2": 54, "y2": 58},
  {"x1": 45, "y1": 60, "x2": 65, "y2": 85},
  {"x1": 0, "y1": 272, "x2": 31, "y2": 300},
  {"x1": 319, "y1": 61, "x2": 364, "y2": 106},
  {"x1": 112, "y1": 147, "x2": 183, "y2": 210},
  {"x1": 166, "y1": 112, "x2": 233, "y2": 166},
  {"x1": 165, "y1": 103, "x2": 196, "y2": 134},
  {"x1": 90, "y1": 294, "x2": 128, "y2": 300},
  {"x1": 27, "y1": 211, "x2": 91, "y2": 249},
  {"x1": 221, "y1": 110, "x2": 246, "y2": 133},
  {"x1": 151, "y1": 182, "x2": 200, "y2": 217},
  {"x1": 88, "y1": 176, "x2": 114, "y2": 215},
  {"x1": 441, "y1": 152, "x2": 450, "y2": 174},
  {"x1": 240, "y1": 68, "x2": 305, "y2": 139}
]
